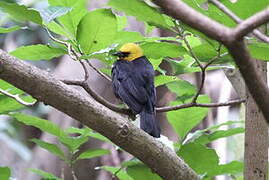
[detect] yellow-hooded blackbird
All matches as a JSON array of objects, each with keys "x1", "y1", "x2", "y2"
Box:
[{"x1": 112, "y1": 43, "x2": 161, "y2": 138}]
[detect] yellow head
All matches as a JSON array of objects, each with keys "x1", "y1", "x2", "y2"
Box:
[{"x1": 114, "y1": 43, "x2": 143, "y2": 61}]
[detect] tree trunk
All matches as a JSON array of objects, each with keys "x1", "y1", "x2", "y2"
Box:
[{"x1": 244, "y1": 60, "x2": 268, "y2": 180}]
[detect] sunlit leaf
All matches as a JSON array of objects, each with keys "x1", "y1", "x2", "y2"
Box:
[
  {"x1": 127, "y1": 164, "x2": 162, "y2": 180},
  {"x1": 28, "y1": 168, "x2": 61, "y2": 180},
  {"x1": 99, "y1": 166, "x2": 133, "y2": 180},
  {"x1": 154, "y1": 75, "x2": 178, "y2": 87},
  {"x1": 31, "y1": 139, "x2": 66, "y2": 160},
  {"x1": 11, "y1": 113, "x2": 67, "y2": 138},
  {"x1": 0, "y1": 2, "x2": 42, "y2": 24},
  {"x1": 48, "y1": 0, "x2": 87, "y2": 38},
  {"x1": 141, "y1": 42, "x2": 187, "y2": 59},
  {"x1": 10, "y1": 44, "x2": 66, "y2": 60},
  {"x1": 76, "y1": 149, "x2": 110, "y2": 161},
  {"x1": 0, "y1": 26, "x2": 21, "y2": 33},
  {"x1": 177, "y1": 142, "x2": 219, "y2": 175},
  {"x1": 0, "y1": 167, "x2": 11, "y2": 180},
  {"x1": 108, "y1": 0, "x2": 173, "y2": 30},
  {"x1": 114, "y1": 31, "x2": 144, "y2": 44},
  {"x1": 167, "y1": 96, "x2": 210, "y2": 140},
  {"x1": 77, "y1": 9, "x2": 117, "y2": 54}
]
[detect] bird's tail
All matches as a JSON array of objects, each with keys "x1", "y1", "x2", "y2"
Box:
[{"x1": 140, "y1": 108, "x2": 161, "y2": 138}]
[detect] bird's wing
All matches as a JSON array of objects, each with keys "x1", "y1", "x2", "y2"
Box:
[{"x1": 112, "y1": 62, "x2": 147, "y2": 113}]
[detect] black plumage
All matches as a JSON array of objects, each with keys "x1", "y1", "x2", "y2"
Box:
[{"x1": 112, "y1": 56, "x2": 161, "y2": 138}]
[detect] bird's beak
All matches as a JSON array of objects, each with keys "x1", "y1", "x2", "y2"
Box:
[{"x1": 112, "y1": 51, "x2": 124, "y2": 57}]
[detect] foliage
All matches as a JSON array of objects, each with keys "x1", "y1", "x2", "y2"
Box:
[
  {"x1": 0, "y1": 0, "x2": 267, "y2": 179},
  {"x1": 0, "y1": 167, "x2": 11, "y2": 180}
]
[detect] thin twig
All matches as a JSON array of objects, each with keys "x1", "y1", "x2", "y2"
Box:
[
  {"x1": 208, "y1": 0, "x2": 269, "y2": 43},
  {"x1": 192, "y1": 44, "x2": 226, "y2": 103},
  {"x1": 61, "y1": 79, "x2": 245, "y2": 113},
  {"x1": 85, "y1": 60, "x2": 112, "y2": 82},
  {"x1": 61, "y1": 79, "x2": 132, "y2": 115},
  {"x1": 70, "y1": 164, "x2": 78, "y2": 180},
  {"x1": 156, "y1": 99, "x2": 245, "y2": 112},
  {"x1": 79, "y1": 61, "x2": 89, "y2": 81},
  {"x1": 0, "y1": 88, "x2": 37, "y2": 106},
  {"x1": 180, "y1": 33, "x2": 203, "y2": 69},
  {"x1": 45, "y1": 28, "x2": 69, "y2": 46},
  {"x1": 191, "y1": 69, "x2": 205, "y2": 103}
]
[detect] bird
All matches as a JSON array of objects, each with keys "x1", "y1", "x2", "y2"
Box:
[{"x1": 111, "y1": 43, "x2": 161, "y2": 138}]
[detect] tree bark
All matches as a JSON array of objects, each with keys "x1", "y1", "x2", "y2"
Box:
[
  {"x1": 0, "y1": 49, "x2": 199, "y2": 180},
  {"x1": 244, "y1": 61, "x2": 268, "y2": 180}
]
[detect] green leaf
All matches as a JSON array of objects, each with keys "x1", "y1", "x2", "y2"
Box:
[
  {"x1": 48, "y1": 0, "x2": 87, "y2": 38},
  {"x1": 154, "y1": 75, "x2": 178, "y2": 87},
  {"x1": 184, "y1": 121, "x2": 244, "y2": 144},
  {"x1": 192, "y1": 44, "x2": 231, "y2": 62},
  {"x1": 11, "y1": 113, "x2": 67, "y2": 138},
  {"x1": 114, "y1": 31, "x2": 144, "y2": 44},
  {"x1": 0, "y1": 81, "x2": 36, "y2": 113},
  {"x1": 31, "y1": 139, "x2": 65, "y2": 160},
  {"x1": 0, "y1": 95, "x2": 25, "y2": 114},
  {"x1": 167, "y1": 96, "x2": 210, "y2": 140},
  {"x1": 86, "y1": 131, "x2": 110, "y2": 142},
  {"x1": 39, "y1": 6, "x2": 72, "y2": 24},
  {"x1": 182, "y1": 0, "x2": 208, "y2": 15},
  {"x1": 28, "y1": 168, "x2": 61, "y2": 180},
  {"x1": 169, "y1": 55, "x2": 222, "y2": 75},
  {"x1": 0, "y1": 25, "x2": 21, "y2": 33},
  {"x1": 76, "y1": 149, "x2": 110, "y2": 161},
  {"x1": 108, "y1": 0, "x2": 172, "y2": 30},
  {"x1": 148, "y1": 58, "x2": 163, "y2": 70},
  {"x1": 209, "y1": 161, "x2": 244, "y2": 177},
  {"x1": 65, "y1": 127, "x2": 110, "y2": 142},
  {"x1": 46, "y1": 21, "x2": 73, "y2": 40},
  {"x1": 99, "y1": 166, "x2": 133, "y2": 180},
  {"x1": 177, "y1": 142, "x2": 219, "y2": 175},
  {"x1": 126, "y1": 164, "x2": 162, "y2": 180},
  {"x1": 207, "y1": 0, "x2": 269, "y2": 28},
  {"x1": 0, "y1": 167, "x2": 11, "y2": 180},
  {"x1": 10, "y1": 44, "x2": 66, "y2": 60},
  {"x1": 77, "y1": 9, "x2": 117, "y2": 54},
  {"x1": 166, "y1": 80, "x2": 197, "y2": 97},
  {"x1": 59, "y1": 135, "x2": 89, "y2": 153},
  {"x1": 192, "y1": 127, "x2": 244, "y2": 145},
  {"x1": 182, "y1": 34, "x2": 202, "y2": 48},
  {"x1": 141, "y1": 42, "x2": 187, "y2": 59},
  {"x1": 65, "y1": 126, "x2": 91, "y2": 135},
  {"x1": 116, "y1": 15, "x2": 127, "y2": 31},
  {"x1": 0, "y1": 2, "x2": 42, "y2": 24},
  {"x1": 248, "y1": 42, "x2": 269, "y2": 61}
]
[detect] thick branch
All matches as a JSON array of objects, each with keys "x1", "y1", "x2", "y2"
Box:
[
  {"x1": 153, "y1": 0, "x2": 233, "y2": 43},
  {"x1": 153, "y1": 0, "x2": 269, "y2": 124},
  {"x1": 209, "y1": 0, "x2": 269, "y2": 43},
  {"x1": 226, "y1": 40, "x2": 269, "y2": 121},
  {"x1": 0, "y1": 49, "x2": 199, "y2": 180},
  {"x1": 233, "y1": 7, "x2": 269, "y2": 40}
]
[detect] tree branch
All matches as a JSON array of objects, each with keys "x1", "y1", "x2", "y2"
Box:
[
  {"x1": 85, "y1": 60, "x2": 112, "y2": 82},
  {"x1": 152, "y1": 0, "x2": 269, "y2": 124},
  {"x1": 153, "y1": 0, "x2": 233, "y2": 43},
  {"x1": 156, "y1": 99, "x2": 245, "y2": 112},
  {"x1": 0, "y1": 49, "x2": 199, "y2": 180},
  {"x1": 233, "y1": 7, "x2": 269, "y2": 40},
  {"x1": 209, "y1": 0, "x2": 269, "y2": 43}
]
